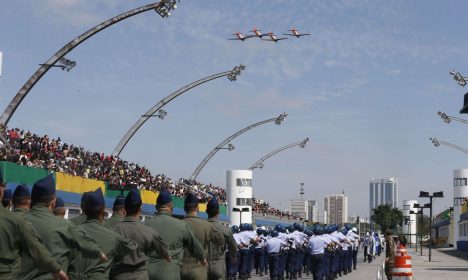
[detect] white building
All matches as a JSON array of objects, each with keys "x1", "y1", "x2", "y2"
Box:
[
  {"x1": 290, "y1": 199, "x2": 308, "y2": 220},
  {"x1": 369, "y1": 177, "x2": 399, "y2": 220},
  {"x1": 226, "y1": 170, "x2": 253, "y2": 226},
  {"x1": 402, "y1": 200, "x2": 418, "y2": 245},
  {"x1": 324, "y1": 193, "x2": 348, "y2": 225},
  {"x1": 454, "y1": 169, "x2": 468, "y2": 250}
]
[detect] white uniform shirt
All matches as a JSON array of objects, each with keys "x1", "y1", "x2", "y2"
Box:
[
  {"x1": 309, "y1": 235, "x2": 326, "y2": 255},
  {"x1": 265, "y1": 237, "x2": 287, "y2": 253}
]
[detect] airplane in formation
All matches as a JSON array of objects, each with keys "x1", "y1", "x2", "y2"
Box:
[
  {"x1": 228, "y1": 27, "x2": 308, "y2": 42},
  {"x1": 283, "y1": 27, "x2": 311, "y2": 38},
  {"x1": 228, "y1": 32, "x2": 253, "y2": 41},
  {"x1": 261, "y1": 32, "x2": 288, "y2": 42}
]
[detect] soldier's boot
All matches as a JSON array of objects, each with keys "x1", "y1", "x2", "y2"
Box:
[
  {"x1": 348, "y1": 268, "x2": 352, "y2": 273},
  {"x1": 343, "y1": 269, "x2": 348, "y2": 276},
  {"x1": 353, "y1": 265, "x2": 356, "y2": 270},
  {"x1": 286, "y1": 272, "x2": 289, "y2": 279},
  {"x1": 338, "y1": 271, "x2": 342, "y2": 277},
  {"x1": 247, "y1": 272, "x2": 251, "y2": 278},
  {"x1": 298, "y1": 271, "x2": 302, "y2": 278},
  {"x1": 256, "y1": 269, "x2": 259, "y2": 275}
]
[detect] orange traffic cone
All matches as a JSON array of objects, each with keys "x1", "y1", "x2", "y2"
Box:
[
  {"x1": 392, "y1": 245, "x2": 413, "y2": 280},
  {"x1": 396, "y1": 244, "x2": 407, "y2": 256}
]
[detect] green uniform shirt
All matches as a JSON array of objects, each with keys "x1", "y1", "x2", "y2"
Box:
[
  {"x1": 111, "y1": 216, "x2": 170, "y2": 280},
  {"x1": 72, "y1": 219, "x2": 138, "y2": 280},
  {"x1": 207, "y1": 217, "x2": 237, "y2": 280},
  {"x1": 104, "y1": 212, "x2": 124, "y2": 229},
  {"x1": 181, "y1": 214, "x2": 212, "y2": 280},
  {"x1": 70, "y1": 213, "x2": 87, "y2": 225},
  {"x1": 20, "y1": 205, "x2": 102, "y2": 280},
  {"x1": 12, "y1": 207, "x2": 28, "y2": 218},
  {"x1": 0, "y1": 206, "x2": 61, "y2": 280},
  {"x1": 144, "y1": 210, "x2": 205, "y2": 280}
]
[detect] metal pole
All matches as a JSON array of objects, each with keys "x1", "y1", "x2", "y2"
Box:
[
  {"x1": 248, "y1": 138, "x2": 309, "y2": 170},
  {"x1": 429, "y1": 197, "x2": 433, "y2": 261},
  {"x1": 111, "y1": 65, "x2": 246, "y2": 157},
  {"x1": 420, "y1": 210, "x2": 423, "y2": 256},
  {"x1": 189, "y1": 113, "x2": 287, "y2": 182},
  {"x1": 0, "y1": 1, "x2": 172, "y2": 127}
]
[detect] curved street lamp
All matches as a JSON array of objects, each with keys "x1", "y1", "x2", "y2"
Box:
[
  {"x1": 248, "y1": 137, "x2": 309, "y2": 170},
  {"x1": 430, "y1": 137, "x2": 468, "y2": 155},
  {"x1": 450, "y1": 70, "x2": 468, "y2": 87},
  {"x1": 189, "y1": 113, "x2": 288, "y2": 183},
  {"x1": 112, "y1": 65, "x2": 246, "y2": 157},
  {"x1": 437, "y1": 111, "x2": 468, "y2": 125},
  {"x1": 0, "y1": 1, "x2": 178, "y2": 128}
]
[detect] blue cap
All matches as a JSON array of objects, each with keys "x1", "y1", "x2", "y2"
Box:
[
  {"x1": 156, "y1": 189, "x2": 172, "y2": 206},
  {"x1": 31, "y1": 174, "x2": 56, "y2": 199},
  {"x1": 271, "y1": 230, "x2": 279, "y2": 237},
  {"x1": 231, "y1": 225, "x2": 239, "y2": 233},
  {"x1": 13, "y1": 184, "x2": 30, "y2": 197},
  {"x1": 3, "y1": 189, "x2": 12, "y2": 200},
  {"x1": 83, "y1": 188, "x2": 105, "y2": 212},
  {"x1": 55, "y1": 196, "x2": 65, "y2": 208},
  {"x1": 125, "y1": 189, "x2": 142, "y2": 206},
  {"x1": 113, "y1": 195, "x2": 126, "y2": 208},
  {"x1": 206, "y1": 197, "x2": 219, "y2": 212},
  {"x1": 184, "y1": 193, "x2": 198, "y2": 205}
]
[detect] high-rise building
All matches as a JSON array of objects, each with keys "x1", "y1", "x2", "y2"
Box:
[
  {"x1": 290, "y1": 199, "x2": 308, "y2": 219},
  {"x1": 307, "y1": 200, "x2": 318, "y2": 222},
  {"x1": 369, "y1": 177, "x2": 399, "y2": 220},
  {"x1": 324, "y1": 193, "x2": 348, "y2": 225}
]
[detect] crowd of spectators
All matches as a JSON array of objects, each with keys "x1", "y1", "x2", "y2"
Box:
[
  {"x1": 0, "y1": 128, "x2": 299, "y2": 219},
  {"x1": 252, "y1": 198, "x2": 302, "y2": 220}
]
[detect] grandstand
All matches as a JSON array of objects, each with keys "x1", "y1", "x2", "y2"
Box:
[{"x1": 0, "y1": 128, "x2": 301, "y2": 222}]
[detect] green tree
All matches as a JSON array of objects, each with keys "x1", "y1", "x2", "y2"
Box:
[{"x1": 371, "y1": 204, "x2": 403, "y2": 231}]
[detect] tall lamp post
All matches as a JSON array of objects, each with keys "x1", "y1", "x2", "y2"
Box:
[
  {"x1": 418, "y1": 191, "x2": 444, "y2": 262},
  {"x1": 232, "y1": 207, "x2": 249, "y2": 225},
  {"x1": 189, "y1": 113, "x2": 287, "y2": 183},
  {"x1": 248, "y1": 137, "x2": 309, "y2": 170},
  {"x1": 0, "y1": 1, "x2": 179, "y2": 128},
  {"x1": 403, "y1": 216, "x2": 415, "y2": 248},
  {"x1": 449, "y1": 69, "x2": 468, "y2": 113},
  {"x1": 112, "y1": 65, "x2": 246, "y2": 157},
  {"x1": 411, "y1": 203, "x2": 430, "y2": 255},
  {"x1": 430, "y1": 137, "x2": 468, "y2": 155}
]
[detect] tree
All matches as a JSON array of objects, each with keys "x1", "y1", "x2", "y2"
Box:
[{"x1": 371, "y1": 204, "x2": 403, "y2": 231}]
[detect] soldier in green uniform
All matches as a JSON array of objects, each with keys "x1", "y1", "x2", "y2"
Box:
[
  {"x1": 2, "y1": 188, "x2": 12, "y2": 208},
  {"x1": 0, "y1": 177, "x2": 68, "y2": 280},
  {"x1": 20, "y1": 174, "x2": 106, "y2": 279},
  {"x1": 53, "y1": 196, "x2": 66, "y2": 219},
  {"x1": 73, "y1": 187, "x2": 139, "y2": 279},
  {"x1": 145, "y1": 189, "x2": 207, "y2": 280},
  {"x1": 12, "y1": 184, "x2": 30, "y2": 217},
  {"x1": 112, "y1": 189, "x2": 171, "y2": 280},
  {"x1": 206, "y1": 197, "x2": 238, "y2": 280},
  {"x1": 384, "y1": 229, "x2": 395, "y2": 280},
  {"x1": 104, "y1": 195, "x2": 125, "y2": 228},
  {"x1": 70, "y1": 191, "x2": 89, "y2": 225},
  {"x1": 181, "y1": 193, "x2": 212, "y2": 280}
]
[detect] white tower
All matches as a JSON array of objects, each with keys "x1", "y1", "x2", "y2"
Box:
[
  {"x1": 226, "y1": 170, "x2": 253, "y2": 226},
  {"x1": 453, "y1": 169, "x2": 468, "y2": 249},
  {"x1": 402, "y1": 200, "x2": 418, "y2": 245}
]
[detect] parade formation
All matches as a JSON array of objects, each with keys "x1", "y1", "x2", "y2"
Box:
[{"x1": 0, "y1": 173, "x2": 387, "y2": 280}]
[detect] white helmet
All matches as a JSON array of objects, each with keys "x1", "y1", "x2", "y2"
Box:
[{"x1": 352, "y1": 227, "x2": 357, "y2": 233}]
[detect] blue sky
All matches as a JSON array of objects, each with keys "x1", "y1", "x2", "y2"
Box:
[{"x1": 1, "y1": 0, "x2": 467, "y2": 218}]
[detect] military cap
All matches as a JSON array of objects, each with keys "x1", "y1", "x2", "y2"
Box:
[
  {"x1": 206, "y1": 197, "x2": 219, "y2": 212},
  {"x1": 31, "y1": 174, "x2": 55, "y2": 199},
  {"x1": 184, "y1": 193, "x2": 198, "y2": 205},
  {"x1": 156, "y1": 189, "x2": 172, "y2": 206},
  {"x1": 113, "y1": 195, "x2": 126, "y2": 208},
  {"x1": 13, "y1": 184, "x2": 30, "y2": 198},
  {"x1": 125, "y1": 189, "x2": 142, "y2": 206},
  {"x1": 55, "y1": 196, "x2": 65, "y2": 208},
  {"x1": 83, "y1": 188, "x2": 105, "y2": 211}
]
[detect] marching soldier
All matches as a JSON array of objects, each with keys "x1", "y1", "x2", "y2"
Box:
[
  {"x1": 112, "y1": 188, "x2": 170, "y2": 280},
  {"x1": 73, "y1": 188, "x2": 139, "y2": 279},
  {"x1": 53, "y1": 197, "x2": 66, "y2": 219},
  {"x1": 229, "y1": 225, "x2": 244, "y2": 280},
  {"x1": 348, "y1": 227, "x2": 360, "y2": 270},
  {"x1": 0, "y1": 178, "x2": 68, "y2": 280},
  {"x1": 11, "y1": 184, "x2": 30, "y2": 217},
  {"x1": 265, "y1": 230, "x2": 286, "y2": 280},
  {"x1": 70, "y1": 191, "x2": 89, "y2": 225},
  {"x1": 144, "y1": 189, "x2": 207, "y2": 280},
  {"x1": 20, "y1": 174, "x2": 107, "y2": 279},
  {"x1": 104, "y1": 195, "x2": 125, "y2": 229},
  {"x1": 181, "y1": 193, "x2": 212, "y2": 280},
  {"x1": 254, "y1": 227, "x2": 266, "y2": 276},
  {"x1": 309, "y1": 226, "x2": 326, "y2": 280},
  {"x1": 205, "y1": 197, "x2": 237, "y2": 280},
  {"x1": 384, "y1": 229, "x2": 395, "y2": 280}
]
